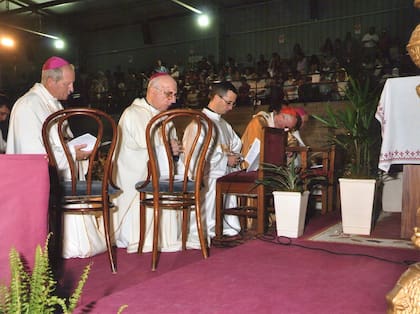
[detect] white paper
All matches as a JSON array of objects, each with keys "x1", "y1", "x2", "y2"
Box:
[
  {"x1": 68, "y1": 133, "x2": 97, "y2": 151},
  {"x1": 292, "y1": 130, "x2": 306, "y2": 147},
  {"x1": 245, "y1": 138, "x2": 260, "y2": 172}
]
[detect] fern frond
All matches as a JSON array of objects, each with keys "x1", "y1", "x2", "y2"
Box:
[
  {"x1": 28, "y1": 242, "x2": 58, "y2": 314},
  {"x1": 1, "y1": 234, "x2": 90, "y2": 314},
  {"x1": 0, "y1": 284, "x2": 10, "y2": 313},
  {"x1": 67, "y1": 263, "x2": 91, "y2": 313},
  {"x1": 47, "y1": 296, "x2": 69, "y2": 313},
  {"x1": 117, "y1": 304, "x2": 129, "y2": 314},
  {"x1": 8, "y1": 248, "x2": 30, "y2": 313}
]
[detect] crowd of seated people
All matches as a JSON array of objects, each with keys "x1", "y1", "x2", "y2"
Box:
[
  {"x1": 76, "y1": 29, "x2": 413, "y2": 113},
  {"x1": 0, "y1": 28, "x2": 406, "y2": 115}
]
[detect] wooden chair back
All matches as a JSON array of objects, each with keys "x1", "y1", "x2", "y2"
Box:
[
  {"x1": 289, "y1": 145, "x2": 339, "y2": 214},
  {"x1": 215, "y1": 127, "x2": 287, "y2": 237},
  {"x1": 42, "y1": 107, "x2": 118, "y2": 273},
  {"x1": 135, "y1": 109, "x2": 214, "y2": 270}
]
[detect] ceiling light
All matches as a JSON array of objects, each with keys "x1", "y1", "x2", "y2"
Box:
[
  {"x1": 54, "y1": 39, "x2": 65, "y2": 49},
  {"x1": 1, "y1": 36, "x2": 15, "y2": 48},
  {"x1": 197, "y1": 14, "x2": 210, "y2": 28}
]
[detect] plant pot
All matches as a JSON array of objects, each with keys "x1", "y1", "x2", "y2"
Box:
[
  {"x1": 272, "y1": 190, "x2": 310, "y2": 238},
  {"x1": 339, "y1": 178, "x2": 376, "y2": 235}
]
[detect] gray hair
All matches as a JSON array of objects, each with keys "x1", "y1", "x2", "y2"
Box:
[{"x1": 41, "y1": 64, "x2": 74, "y2": 84}]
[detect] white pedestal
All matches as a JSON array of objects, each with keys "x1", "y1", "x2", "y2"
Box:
[{"x1": 382, "y1": 172, "x2": 403, "y2": 212}]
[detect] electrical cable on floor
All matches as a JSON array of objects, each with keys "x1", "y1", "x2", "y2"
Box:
[{"x1": 256, "y1": 233, "x2": 419, "y2": 266}]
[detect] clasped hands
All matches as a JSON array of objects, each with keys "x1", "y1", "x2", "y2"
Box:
[
  {"x1": 170, "y1": 139, "x2": 183, "y2": 156},
  {"x1": 227, "y1": 152, "x2": 242, "y2": 168}
]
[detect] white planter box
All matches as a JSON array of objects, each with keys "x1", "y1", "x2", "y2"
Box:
[
  {"x1": 273, "y1": 191, "x2": 310, "y2": 238},
  {"x1": 339, "y1": 178, "x2": 376, "y2": 235}
]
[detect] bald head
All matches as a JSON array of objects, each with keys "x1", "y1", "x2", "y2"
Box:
[{"x1": 146, "y1": 74, "x2": 178, "y2": 112}]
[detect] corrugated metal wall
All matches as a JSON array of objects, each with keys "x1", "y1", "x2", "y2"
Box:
[
  {"x1": 83, "y1": 0, "x2": 418, "y2": 73},
  {"x1": 223, "y1": 0, "x2": 416, "y2": 64}
]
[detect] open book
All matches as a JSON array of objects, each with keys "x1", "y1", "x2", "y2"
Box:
[
  {"x1": 68, "y1": 133, "x2": 97, "y2": 151},
  {"x1": 244, "y1": 138, "x2": 260, "y2": 172}
]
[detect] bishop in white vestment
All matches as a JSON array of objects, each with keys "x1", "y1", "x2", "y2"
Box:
[
  {"x1": 7, "y1": 57, "x2": 106, "y2": 259},
  {"x1": 112, "y1": 73, "x2": 184, "y2": 253}
]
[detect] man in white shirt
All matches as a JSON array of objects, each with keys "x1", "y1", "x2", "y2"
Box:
[
  {"x1": 183, "y1": 81, "x2": 242, "y2": 244},
  {"x1": 362, "y1": 26, "x2": 379, "y2": 60},
  {"x1": 112, "y1": 73, "x2": 183, "y2": 253},
  {"x1": 6, "y1": 56, "x2": 106, "y2": 259}
]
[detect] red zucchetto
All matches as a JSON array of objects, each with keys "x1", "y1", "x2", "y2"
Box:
[
  {"x1": 42, "y1": 56, "x2": 70, "y2": 71},
  {"x1": 280, "y1": 106, "x2": 297, "y2": 117}
]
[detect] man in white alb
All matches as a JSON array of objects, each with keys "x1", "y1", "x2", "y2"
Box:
[
  {"x1": 183, "y1": 81, "x2": 242, "y2": 244},
  {"x1": 7, "y1": 56, "x2": 106, "y2": 259},
  {"x1": 112, "y1": 73, "x2": 184, "y2": 253}
]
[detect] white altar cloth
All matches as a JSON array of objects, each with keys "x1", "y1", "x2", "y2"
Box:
[{"x1": 375, "y1": 75, "x2": 420, "y2": 172}]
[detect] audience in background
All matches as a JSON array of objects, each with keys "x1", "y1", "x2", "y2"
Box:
[
  {"x1": 0, "y1": 27, "x2": 411, "y2": 112},
  {"x1": 362, "y1": 26, "x2": 379, "y2": 60}
]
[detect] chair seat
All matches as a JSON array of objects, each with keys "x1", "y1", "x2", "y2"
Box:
[
  {"x1": 216, "y1": 170, "x2": 257, "y2": 183},
  {"x1": 135, "y1": 179, "x2": 196, "y2": 193},
  {"x1": 62, "y1": 180, "x2": 120, "y2": 196},
  {"x1": 216, "y1": 127, "x2": 287, "y2": 236}
]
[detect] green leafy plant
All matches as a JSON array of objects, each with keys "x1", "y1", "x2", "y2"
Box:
[
  {"x1": 256, "y1": 156, "x2": 326, "y2": 192},
  {"x1": 0, "y1": 235, "x2": 90, "y2": 314},
  {"x1": 312, "y1": 77, "x2": 381, "y2": 178}
]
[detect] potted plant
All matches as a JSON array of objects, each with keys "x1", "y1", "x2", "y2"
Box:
[
  {"x1": 256, "y1": 156, "x2": 325, "y2": 238},
  {"x1": 0, "y1": 235, "x2": 90, "y2": 314},
  {"x1": 312, "y1": 77, "x2": 381, "y2": 235}
]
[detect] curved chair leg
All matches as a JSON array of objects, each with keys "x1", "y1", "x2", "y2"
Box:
[
  {"x1": 215, "y1": 183, "x2": 224, "y2": 239},
  {"x1": 194, "y1": 204, "x2": 208, "y2": 259},
  {"x1": 182, "y1": 208, "x2": 188, "y2": 251},
  {"x1": 138, "y1": 192, "x2": 146, "y2": 255},
  {"x1": 103, "y1": 204, "x2": 117, "y2": 274},
  {"x1": 151, "y1": 202, "x2": 160, "y2": 271},
  {"x1": 256, "y1": 185, "x2": 266, "y2": 235}
]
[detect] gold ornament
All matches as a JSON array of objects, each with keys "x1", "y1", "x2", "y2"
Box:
[
  {"x1": 407, "y1": 24, "x2": 420, "y2": 68},
  {"x1": 386, "y1": 263, "x2": 420, "y2": 313},
  {"x1": 416, "y1": 85, "x2": 420, "y2": 97},
  {"x1": 412, "y1": 226, "x2": 420, "y2": 248}
]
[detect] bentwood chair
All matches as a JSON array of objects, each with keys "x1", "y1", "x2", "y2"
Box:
[
  {"x1": 311, "y1": 145, "x2": 344, "y2": 214},
  {"x1": 307, "y1": 145, "x2": 339, "y2": 214},
  {"x1": 288, "y1": 145, "x2": 339, "y2": 214},
  {"x1": 135, "y1": 109, "x2": 213, "y2": 271},
  {"x1": 42, "y1": 108, "x2": 119, "y2": 273},
  {"x1": 215, "y1": 127, "x2": 287, "y2": 237}
]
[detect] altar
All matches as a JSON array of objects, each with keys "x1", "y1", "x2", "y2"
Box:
[
  {"x1": 0, "y1": 154, "x2": 50, "y2": 282},
  {"x1": 376, "y1": 75, "x2": 420, "y2": 239}
]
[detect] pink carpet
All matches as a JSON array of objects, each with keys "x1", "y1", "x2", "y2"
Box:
[
  {"x1": 65, "y1": 238, "x2": 418, "y2": 314},
  {"x1": 53, "y1": 211, "x2": 419, "y2": 314}
]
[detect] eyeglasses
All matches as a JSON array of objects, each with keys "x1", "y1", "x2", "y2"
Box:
[
  {"x1": 154, "y1": 86, "x2": 177, "y2": 99},
  {"x1": 218, "y1": 95, "x2": 236, "y2": 107}
]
